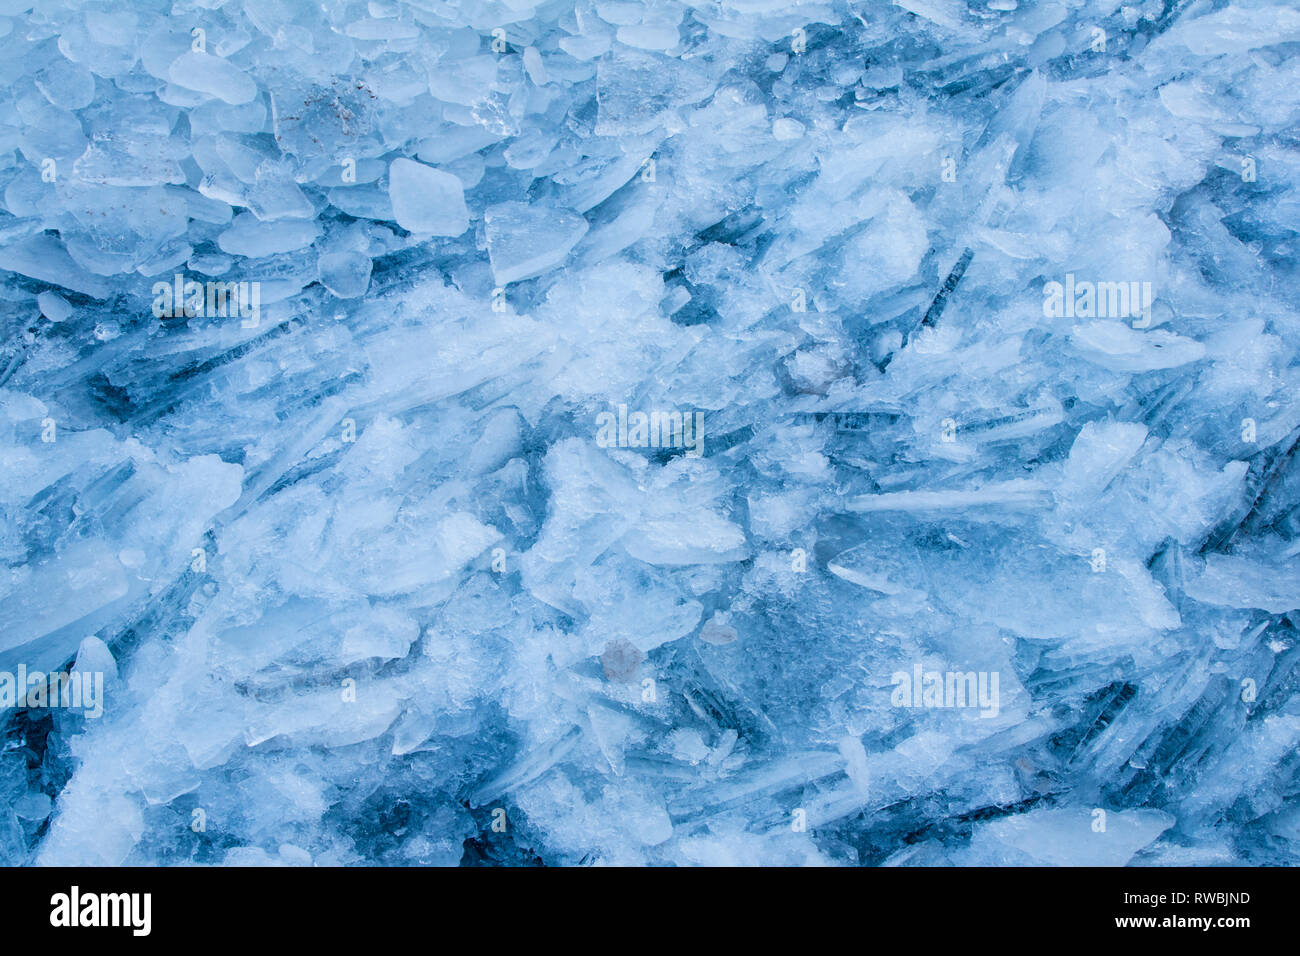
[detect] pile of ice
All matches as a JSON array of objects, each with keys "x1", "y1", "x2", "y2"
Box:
[{"x1": 1, "y1": 0, "x2": 1298, "y2": 866}]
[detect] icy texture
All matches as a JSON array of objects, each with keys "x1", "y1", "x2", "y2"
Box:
[{"x1": 1, "y1": 0, "x2": 1298, "y2": 867}]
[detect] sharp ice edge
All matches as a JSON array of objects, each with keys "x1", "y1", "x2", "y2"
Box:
[{"x1": 0, "y1": 0, "x2": 1296, "y2": 867}]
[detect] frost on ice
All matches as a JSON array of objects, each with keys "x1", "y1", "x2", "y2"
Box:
[{"x1": 0, "y1": 0, "x2": 1298, "y2": 867}]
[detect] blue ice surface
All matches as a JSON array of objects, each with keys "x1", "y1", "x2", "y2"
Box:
[{"x1": 0, "y1": 0, "x2": 1298, "y2": 867}]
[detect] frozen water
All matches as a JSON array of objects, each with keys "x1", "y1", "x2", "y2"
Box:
[
  {"x1": 168, "y1": 52, "x2": 258, "y2": 106},
  {"x1": 387, "y1": 158, "x2": 470, "y2": 237},
  {"x1": 0, "y1": 0, "x2": 1298, "y2": 868},
  {"x1": 316, "y1": 251, "x2": 372, "y2": 300},
  {"x1": 484, "y1": 201, "x2": 589, "y2": 285}
]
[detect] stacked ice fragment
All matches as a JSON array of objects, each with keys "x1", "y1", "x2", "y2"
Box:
[{"x1": 1, "y1": 0, "x2": 1298, "y2": 865}]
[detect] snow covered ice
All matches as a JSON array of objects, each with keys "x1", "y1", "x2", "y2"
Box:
[{"x1": 0, "y1": 0, "x2": 1298, "y2": 868}]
